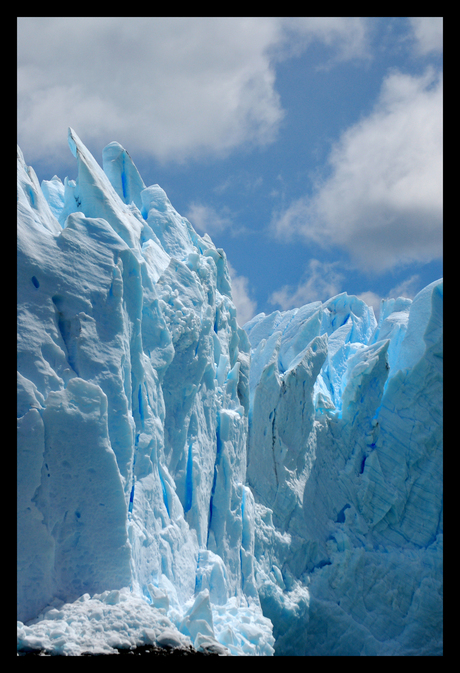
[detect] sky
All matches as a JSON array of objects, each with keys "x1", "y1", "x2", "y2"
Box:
[{"x1": 17, "y1": 17, "x2": 443, "y2": 326}]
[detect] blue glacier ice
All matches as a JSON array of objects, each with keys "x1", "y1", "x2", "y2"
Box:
[{"x1": 17, "y1": 130, "x2": 442, "y2": 656}]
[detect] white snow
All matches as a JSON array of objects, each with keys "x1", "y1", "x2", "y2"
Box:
[
  {"x1": 17, "y1": 130, "x2": 442, "y2": 656},
  {"x1": 17, "y1": 589, "x2": 192, "y2": 656}
]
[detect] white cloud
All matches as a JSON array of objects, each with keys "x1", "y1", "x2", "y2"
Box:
[
  {"x1": 356, "y1": 291, "x2": 382, "y2": 317},
  {"x1": 186, "y1": 203, "x2": 233, "y2": 237},
  {"x1": 388, "y1": 273, "x2": 421, "y2": 300},
  {"x1": 272, "y1": 17, "x2": 371, "y2": 63},
  {"x1": 357, "y1": 274, "x2": 422, "y2": 320},
  {"x1": 269, "y1": 259, "x2": 344, "y2": 310},
  {"x1": 17, "y1": 17, "x2": 370, "y2": 167},
  {"x1": 228, "y1": 262, "x2": 257, "y2": 326},
  {"x1": 270, "y1": 266, "x2": 423, "y2": 318},
  {"x1": 272, "y1": 67, "x2": 443, "y2": 273},
  {"x1": 408, "y1": 17, "x2": 443, "y2": 55}
]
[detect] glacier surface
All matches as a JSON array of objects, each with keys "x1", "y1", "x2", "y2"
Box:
[{"x1": 17, "y1": 130, "x2": 442, "y2": 656}]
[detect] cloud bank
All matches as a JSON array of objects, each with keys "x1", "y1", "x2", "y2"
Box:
[
  {"x1": 272, "y1": 67, "x2": 442, "y2": 272},
  {"x1": 17, "y1": 17, "x2": 369, "y2": 167}
]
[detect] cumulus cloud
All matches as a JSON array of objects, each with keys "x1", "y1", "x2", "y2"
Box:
[
  {"x1": 228, "y1": 262, "x2": 257, "y2": 326},
  {"x1": 272, "y1": 17, "x2": 370, "y2": 63},
  {"x1": 272, "y1": 67, "x2": 443, "y2": 272},
  {"x1": 269, "y1": 259, "x2": 344, "y2": 310},
  {"x1": 356, "y1": 291, "x2": 382, "y2": 317},
  {"x1": 358, "y1": 274, "x2": 422, "y2": 319},
  {"x1": 388, "y1": 273, "x2": 422, "y2": 300},
  {"x1": 186, "y1": 203, "x2": 233, "y2": 237},
  {"x1": 408, "y1": 17, "x2": 443, "y2": 55},
  {"x1": 270, "y1": 264, "x2": 423, "y2": 319},
  {"x1": 17, "y1": 17, "x2": 369, "y2": 168}
]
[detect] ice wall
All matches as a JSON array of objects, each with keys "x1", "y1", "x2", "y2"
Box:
[
  {"x1": 17, "y1": 131, "x2": 442, "y2": 656},
  {"x1": 17, "y1": 132, "x2": 272, "y2": 656},
  {"x1": 245, "y1": 279, "x2": 443, "y2": 655}
]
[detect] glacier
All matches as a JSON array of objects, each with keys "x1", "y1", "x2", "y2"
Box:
[{"x1": 17, "y1": 129, "x2": 442, "y2": 656}]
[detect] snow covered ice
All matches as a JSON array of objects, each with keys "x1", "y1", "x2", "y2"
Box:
[{"x1": 17, "y1": 130, "x2": 442, "y2": 656}]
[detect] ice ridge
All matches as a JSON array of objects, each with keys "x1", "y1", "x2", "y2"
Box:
[{"x1": 17, "y1": 130, "x2": 442, "y2": 656}]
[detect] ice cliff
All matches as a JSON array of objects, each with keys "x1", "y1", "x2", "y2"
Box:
[{"x1": 17, "y1": 130, "x2": 442, "y2": 656}]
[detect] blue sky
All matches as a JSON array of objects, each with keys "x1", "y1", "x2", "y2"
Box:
[{"x1": 17, "y1": 17, "x2": 442, "y2": 325}]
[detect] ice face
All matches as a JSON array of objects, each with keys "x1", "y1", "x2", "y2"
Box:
[
  {"x1": 17, "y1": 131, "x2": 442, "y2": 656},
  {"x1": 246, "y1": 281, "x2": 443, "y2": 656},
  {"x1": 17, "y1": 131, "x2": 268, "y2": 656}
]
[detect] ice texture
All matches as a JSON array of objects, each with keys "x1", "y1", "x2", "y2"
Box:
[
  {"x1": 245, "y1": 280, "x2": 443, "y2": 656},
  {"x1": 17, "y1": 130, "x2": 442, "y2": 656}
]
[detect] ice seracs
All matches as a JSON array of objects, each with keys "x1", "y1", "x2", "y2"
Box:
[
  {"x1": 18, "y1": 129, "x2": 272, "y2": 656},
  {"x1": 17, "y1": 130, "x2": 442, "y2": 656},
  {"x1": 245, "y1": 279, "x2": 442, "y2": 656}
]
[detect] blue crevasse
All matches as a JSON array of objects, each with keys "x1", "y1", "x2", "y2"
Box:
[{"x1": 17, "y1": 130, "x2": 442, "y2": 656}]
